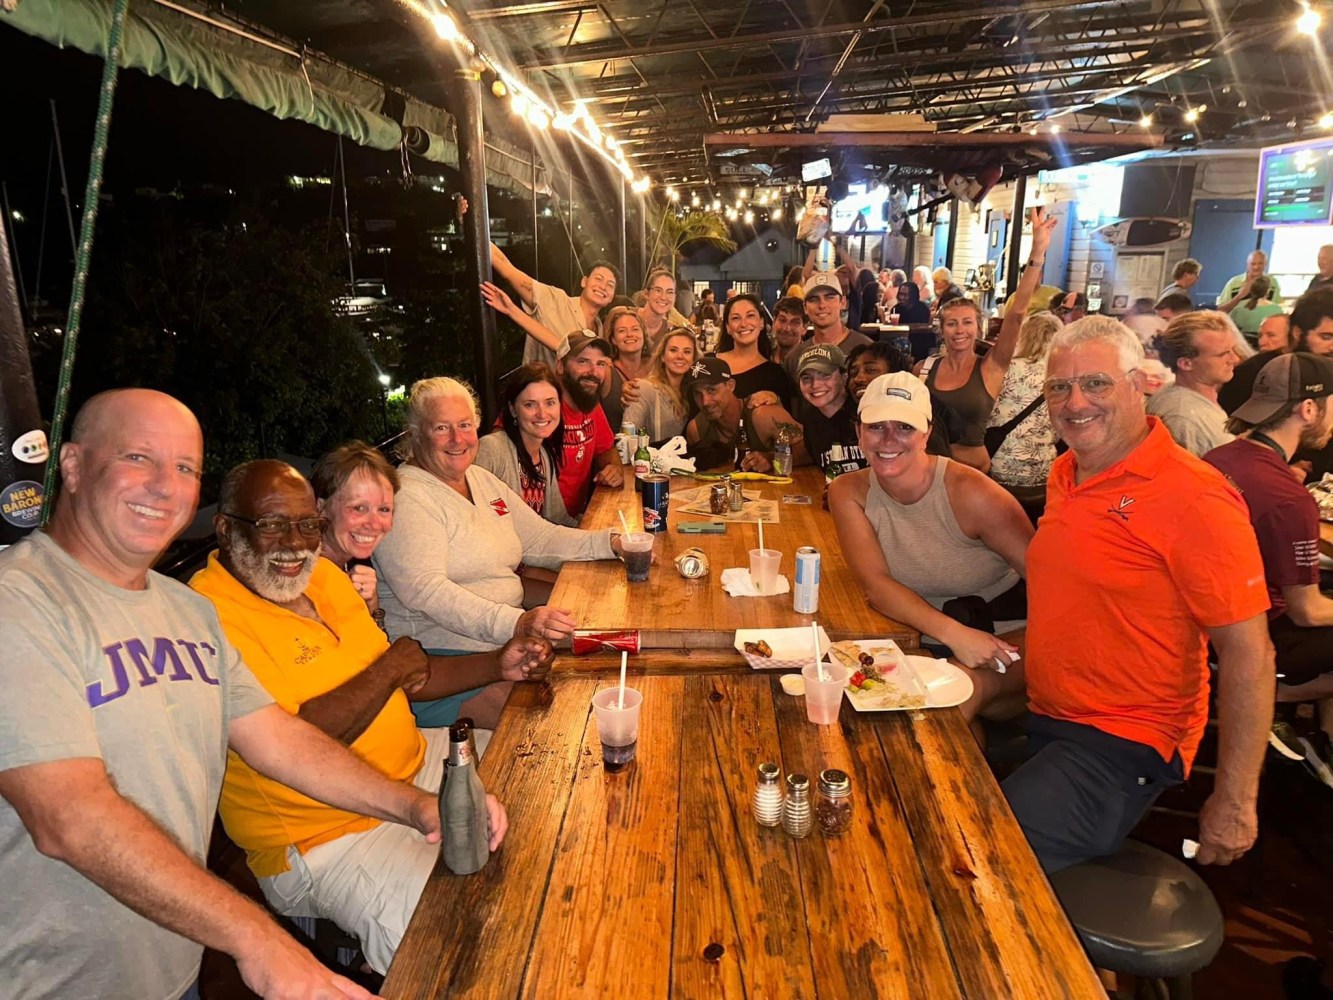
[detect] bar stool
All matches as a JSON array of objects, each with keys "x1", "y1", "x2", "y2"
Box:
[{"x1": 1050, "y1": 840, "x2": 1224, "y2": 1000}]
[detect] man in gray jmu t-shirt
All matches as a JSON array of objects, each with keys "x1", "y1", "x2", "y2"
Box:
[{"x1": 0, "y1": 388, "x2": 450, "y2": 1000}]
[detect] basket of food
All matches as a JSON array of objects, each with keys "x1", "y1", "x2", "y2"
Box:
[{"x1": 734, "y1": 626, "x2": 832, "y2": 670}]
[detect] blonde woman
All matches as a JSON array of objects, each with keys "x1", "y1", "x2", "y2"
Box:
[
  {"x1": 603, "y1": 305, "x2": 652, "y2": 430},
  {"x1": 986, "y1": 311, "x2": 1063, "y2": 503},
  {"x1": 622, "y1": 328, "x2": 698, "y2": 443}
]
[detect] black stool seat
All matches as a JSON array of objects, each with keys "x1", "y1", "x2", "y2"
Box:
[{"x1": 1050, "y1": 840, "x2": 1224, "y2": 980}]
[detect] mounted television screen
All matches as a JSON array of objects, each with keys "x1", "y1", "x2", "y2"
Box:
[
  {"x1": 802, "y1": 157, "x2": 832, "y2": 182},
  {"x1": 1255, "y1": 137, "x2": 1333, "y2": 228}
]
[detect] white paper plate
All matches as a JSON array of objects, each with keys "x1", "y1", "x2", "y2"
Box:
[
  {"x1": 844, "y1": 654, "x2": 973, "y2": 712},
  {"x1": 734, "y1": 626, "x2": 832, "y2": 670}
]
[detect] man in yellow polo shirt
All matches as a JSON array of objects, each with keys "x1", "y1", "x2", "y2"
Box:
[{"x1": 191, "y1": 459, "x2": 552, "y2": 974}]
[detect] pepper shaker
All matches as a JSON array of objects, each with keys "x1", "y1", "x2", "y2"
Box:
[
  {"x1": 815, "y1": 768, "x2": 854, "y2": 837},
  {"x1": 751, "y1": 762, "x2": 783, "y2": 828},
  {"x1": 781, "y1": 773, "x2": 813, "y2": 838}
]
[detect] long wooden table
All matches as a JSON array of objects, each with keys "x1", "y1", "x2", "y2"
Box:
[
  {"x1": 383, "y1": 669, "x2": 1103, "y2": 998},
  {"x1": 1320, "y1": 520, "x2": 1333, "y2": 557},
  {"x1": 549, "y1": 467, "x2": 919, "y2": 649}
]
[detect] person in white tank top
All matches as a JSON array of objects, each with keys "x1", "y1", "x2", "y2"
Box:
[{"x1": 829, "y1": 371, "x2": 1033, "y2": 729}]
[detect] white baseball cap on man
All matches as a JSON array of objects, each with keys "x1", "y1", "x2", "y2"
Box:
[{"x1": 856, "y1": 372, "x2": 932, "y2": 432}]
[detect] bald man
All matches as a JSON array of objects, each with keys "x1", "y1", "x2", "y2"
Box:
[
  {"x1": 0, "y1": 389, "x2": 440, "y2": 1000},
  {"x1": 1217, "y1": 250, "x2": 1281, "y2": 315}
]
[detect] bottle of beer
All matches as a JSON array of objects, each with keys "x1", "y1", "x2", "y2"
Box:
[
  {"x1": 734, "y1": 422, "x2": 750, "y2": 471},
  {"x1": 439, "y1": 719, "x2": 490, "y2": 875},
  {"x1": 633, "y1": 435, "x2": 652, "y2": 480}
]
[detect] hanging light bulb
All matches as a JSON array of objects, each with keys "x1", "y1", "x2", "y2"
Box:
[
  {"x1": 1139, "y1": 112, "x2": 1152, "y2": 128},
  {"x1": 527, "y1": 106, "x2": 550, "y2": 129},
  {"x1": 1298, "y1": 2, "x2": 1322, "y2": 36},
  {"x1": 431, "y1": 12, "x2": 460, "y2": 41},
  {"x1": 771, "y1": 206, "x2": 783, "y2": 220},
  {"x1": 511, "y1": 92, "x2": 529, "y2": 117}
]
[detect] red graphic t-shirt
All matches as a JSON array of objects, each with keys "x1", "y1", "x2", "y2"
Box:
[{"x1": 558, "y1": 398, "x2": 614, "y2": 517}]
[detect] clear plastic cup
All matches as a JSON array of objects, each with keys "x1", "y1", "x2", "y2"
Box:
[
  {"x1": 749, "y1": 548, "x2": 781, "y2": 593},
  {"x1": 592, "y1": 687, "x2": 642, "y2": 772},
  {"x1": 802, "y1": 662, "x2": 848, "y2": 725},
  {"x1": 621, "y1": 532, "x2": 654, "y2": 583}
]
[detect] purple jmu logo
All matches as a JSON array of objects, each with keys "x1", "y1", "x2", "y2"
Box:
[{"x1": 88, "y1": 636, "x2": 221, "y2": 707}]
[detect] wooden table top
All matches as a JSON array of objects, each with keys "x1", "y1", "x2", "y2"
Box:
[
  {"x1": 549, "y1": 467, "x2": 919, "y2": 649},
  {"x1": 1320, "y1": 520, "x2": 1333, "y2": 557},
  {"x1": 383, "y1": 673, "x2": 1102, "y2": 999}
]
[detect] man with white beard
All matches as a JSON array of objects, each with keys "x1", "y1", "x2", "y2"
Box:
[{"x1": 190, "y1": 459, "x2": 552, "y2": 974}]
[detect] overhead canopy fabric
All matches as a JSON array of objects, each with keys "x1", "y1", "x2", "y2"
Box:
[{"x1": 2, "y1": 0, "x2": 549, "y2": 195}]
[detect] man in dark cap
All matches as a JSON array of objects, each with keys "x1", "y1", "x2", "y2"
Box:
[
  {"x1": 1205, "y1": 352, "x2": 1333, "y2": 783},
  {"x1": 684, "y1": 357, "x2": 801, "y2": 472}
]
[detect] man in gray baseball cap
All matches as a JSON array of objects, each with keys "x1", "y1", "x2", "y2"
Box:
[{"x1": 1205, "y1": 351, "x2": 1333, "y2": 783}]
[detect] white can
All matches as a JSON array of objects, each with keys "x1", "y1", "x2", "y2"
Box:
[{"x1": 794, "y1": 546, "x2": 820, "y2": 614}]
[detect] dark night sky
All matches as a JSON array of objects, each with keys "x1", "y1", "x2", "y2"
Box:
[{"x1": 0, "y1": 26, "x2": 393, "y2": 217}]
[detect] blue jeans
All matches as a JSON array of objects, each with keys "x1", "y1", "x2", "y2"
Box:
[{"x1": 411, "y1": 648, "x2": 486, "y2": 728}]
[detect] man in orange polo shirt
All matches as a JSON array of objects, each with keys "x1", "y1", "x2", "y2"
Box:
[
  {"x1": 1007, "y1": 316, "x2": 1274, "y2": 873},
  {"x1": 191, "y1": 460, "x2": 552, "y2": 973}
]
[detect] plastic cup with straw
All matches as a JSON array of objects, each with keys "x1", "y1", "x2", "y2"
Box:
[
  {"x1": 617, "y1": 508, "x2": 653, "y2": 582},
  {"x1": 801, "y1": 620, "x2": 843, "y2": 724},
  {"x1": 593, "y1": 650, "x2": 642, "y2": 771},
  {"x1": 618, "y1": 650, "x2": 627, "y2": 709},
  {"x1": 749, "y1": 518, "x2": 780, "y2": 593}
]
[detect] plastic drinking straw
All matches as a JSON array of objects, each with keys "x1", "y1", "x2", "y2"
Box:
[
  {"x1": 812, "y1": 621, "x2": 826, "y2": 681},
  {"x1": 757, "y1": 518, "x2": 765, "y2": 552},
  {"x1": 618, "y1": 650, "x2": 628, "y2": 709},
  {"x1": 618, "y1": 509, "x2": 631, "y2": 536}
]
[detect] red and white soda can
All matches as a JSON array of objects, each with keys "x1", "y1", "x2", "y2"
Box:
[{"x1": 571, "y1": 630, "x2": 642, "y2": 655}]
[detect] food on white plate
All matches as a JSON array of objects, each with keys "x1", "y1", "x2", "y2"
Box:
[
  {"x1": 828, "y1": 640, "x2": 906, "y2": 673},
  {"x1": 743, "y1": 639, "x2": 773, "y2": 658},
  {"x1": 844, "y1": 653, "x2": 927, "y2": 709}
]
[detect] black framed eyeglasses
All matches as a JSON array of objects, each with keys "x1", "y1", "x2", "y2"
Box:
[{"x1": 221, "y1": 512, "x2": 329, "y2": 538}]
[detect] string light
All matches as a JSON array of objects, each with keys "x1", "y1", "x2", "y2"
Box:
[
  {"x1": 691, "y1": 193, "x2": 701, "y2": 207},
  {"x1": 667, "y1": 187, "x2": 680, "y2": 202},
  {"x1": 743, "y1": 210, "x2": 754, "y2": 224},
  {"x1": 1139, "y1": 113, "x2": 1152, "y2": 127},
  {"x1": 1184, "y1": 107, "x2": 1199, "y2": 123},
  {"x1": 1321, "y1": 111, "x2": 1333, "y2": 129},
  {"x1": 1298, "y1": 2, "x2": 1322, "y2": 36},
  {"x1": 771, "y1": 206, "x2": 783, "y2": 220}
]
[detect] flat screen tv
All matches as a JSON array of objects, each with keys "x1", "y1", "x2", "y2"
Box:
[{"x1": 1255, "y1": 137, "x2": 1333, "y2": 228}]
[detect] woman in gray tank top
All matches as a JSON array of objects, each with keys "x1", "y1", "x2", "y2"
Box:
[{"x1": 829, "y1": 369, "x2": 1034, "y2": 726}]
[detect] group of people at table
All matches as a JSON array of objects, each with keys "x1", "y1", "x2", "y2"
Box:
[{"x1": 5, "y1": 204, "x2": 1333, "y2": 1000}]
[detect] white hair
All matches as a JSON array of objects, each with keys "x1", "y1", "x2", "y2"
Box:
[
  {"x1": 932, "y1": 266, "x2": 953, "y2": 282},
  {"x1": 1050, "y1": 315, "x2": 1145, "y2": 374},
  {"x1": 399, "y1": 376, "x2": 479, "y2": 462}
]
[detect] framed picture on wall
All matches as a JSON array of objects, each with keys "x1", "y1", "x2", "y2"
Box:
[{"x1": 1112, "y1": 294, "x2": 1129, "y2": 310}]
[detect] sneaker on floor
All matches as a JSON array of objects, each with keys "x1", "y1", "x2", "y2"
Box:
[{"x1": 1271, "y1": 721, "x2": 1307, "y2": 761}]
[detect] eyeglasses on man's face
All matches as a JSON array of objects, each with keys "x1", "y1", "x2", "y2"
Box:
[
  {"x1": 222, "y1": 513, "x2": 329, "y2": 538},
  {"x1": 1042, "y1": 371, "x2": 1136, "y2": 402}
]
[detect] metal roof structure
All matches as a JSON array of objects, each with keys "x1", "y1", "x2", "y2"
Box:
[{"x1": 222, "y1": 0, "x2": 1328, "y2": 190}]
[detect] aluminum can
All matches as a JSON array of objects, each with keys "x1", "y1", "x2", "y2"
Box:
[
  {"x1": 620, "y1": 421, "x2": 637, "y2": 439},
  {"x1": 572, "y1": 630, "x2": 642, "y2": 655},
  {"x1": 794, "y1": 546, "x2": 821, "y2": 614},
  {"x1": 674, "y1": 546, "x2": 710, "y2": 579},
  {"x1": 709, "y1": 482, "x2": 729, "y2": 515},
  {"x1": 640, "y1": 474, "x2": 670, "y2": 533}
]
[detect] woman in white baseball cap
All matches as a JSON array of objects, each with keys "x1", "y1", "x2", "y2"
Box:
[{"x1": 829, "y1": 370, "x2": 1034, "y2": 731}]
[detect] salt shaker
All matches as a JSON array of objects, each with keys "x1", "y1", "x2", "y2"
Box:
[
  {"x1": 781, "y1": 773, "x2": 813, "y2": 838},
  {"x1": 815, "y1": 768, "x2": 854, "y2": 837},
  {"x1": 751, "y1": 762, "x2": 783, "y2": 828}
]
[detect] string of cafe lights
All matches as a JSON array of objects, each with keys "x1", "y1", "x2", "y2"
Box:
[{"x1": 406, "y1": 0, "x2": 653, "y2": 193}]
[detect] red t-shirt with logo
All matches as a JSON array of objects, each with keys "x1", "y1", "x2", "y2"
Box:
[
  {"x1": 558, "y1": 398, "x2": 614, "y2": 518},
  {"x1": 1026, "y1": 419, "x2": 1269, "y2": 771},
  {"x1": 1204, "y1": 438, "x2": 1321, "y2": 619}
]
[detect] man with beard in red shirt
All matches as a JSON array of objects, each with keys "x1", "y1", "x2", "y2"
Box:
[{"x1": 555, "y1": 332, "x2": 625, "y2": 517}]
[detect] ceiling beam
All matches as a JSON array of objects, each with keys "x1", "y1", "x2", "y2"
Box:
[{"x1": 515, "y1": 0, "x2": 1140, "y2": 70}]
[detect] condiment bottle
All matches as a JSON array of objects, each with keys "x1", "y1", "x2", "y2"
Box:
[
  {"x1": 781, "y1": 773, "x2": 813, "y2": 838},
  {"x1": 751, "y1": 762, "x2": 783, "y2": 827},
  {"x1": 815, "y1": 768, "x2": 854, "y2": 837},
  {"x1": 440, "y1": 719, "x2": 491, "y2": 874}
]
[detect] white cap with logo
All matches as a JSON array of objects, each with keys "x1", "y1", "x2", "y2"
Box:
[{"x1": 856, "y1": 372, "x2": 932, "y2": 432}]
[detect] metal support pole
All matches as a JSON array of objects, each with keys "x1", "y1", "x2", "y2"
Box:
[
  {"x1": 1005, "y1": 176, "x2": 1028, "y2": 299},
  {"x1": 531, "y1": 136, "x2": 539, "y2": 283},
  {"x1": 618, "y1": 178, "x2": 628, "y2": 290},
  {"x1": 638, "y1": 196, "x2": 647, "y2": 289},
  {"x1": 450, "y1": 66, "x2": 498, "y2": 426},
  {"x1": 0, "y1": 192, "x2": 47, "y2": 545},
  {"x1": 944, "y1": 198, "x2": 960, "y2": 272}
]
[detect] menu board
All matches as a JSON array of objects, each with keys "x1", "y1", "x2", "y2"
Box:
[{"x1": 1255, "y1": 137, "x2": 1333, "y2": 228}]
